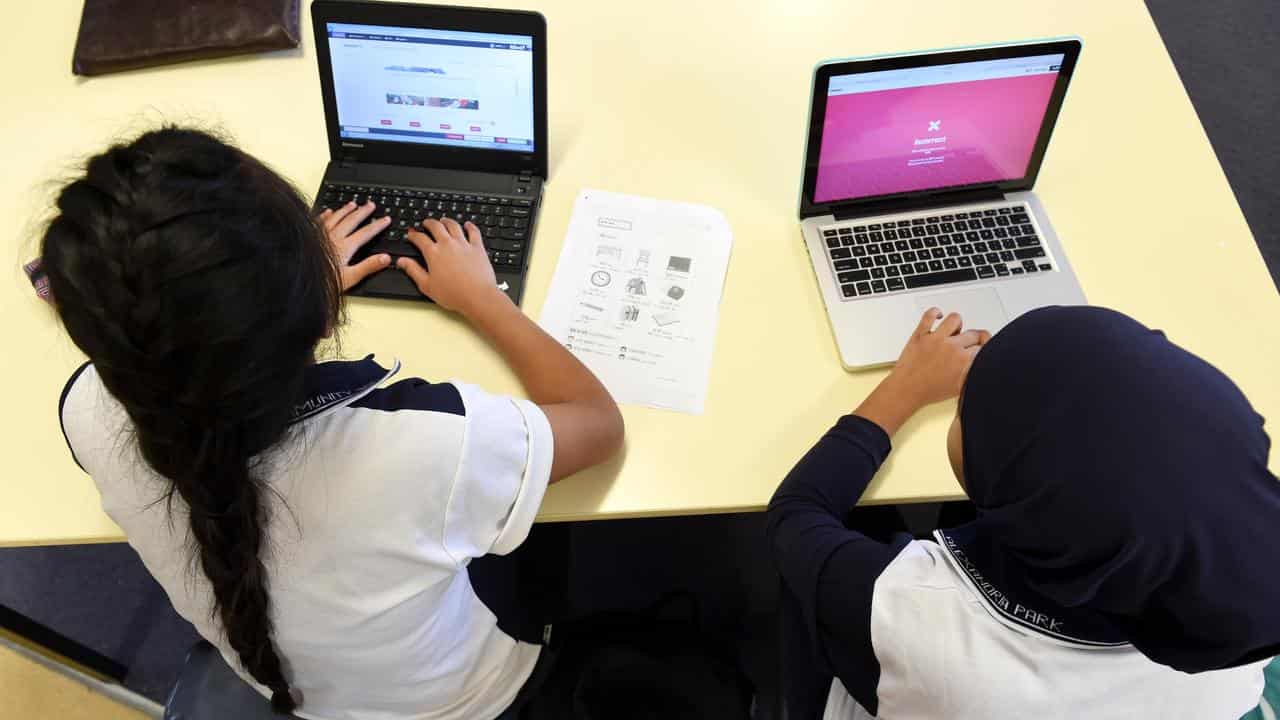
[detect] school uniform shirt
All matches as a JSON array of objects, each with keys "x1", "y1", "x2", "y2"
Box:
[
  {"x1": 767, "y1": 415, "x2": 1268, "y2": 720},
  {"x1": 58, "y1": 356, "x2": 555, "y2": 720}
]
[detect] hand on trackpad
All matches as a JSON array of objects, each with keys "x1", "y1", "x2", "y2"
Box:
[{"x1": 914, "y1": 288, "x2": 1010, "y2": 335}]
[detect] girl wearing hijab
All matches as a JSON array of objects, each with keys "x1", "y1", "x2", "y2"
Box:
[{"x1": 767, "y1": 305, "x2": 1279, "y2": 719}]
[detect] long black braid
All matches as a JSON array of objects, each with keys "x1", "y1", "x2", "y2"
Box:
[{"x1": 41, "y1": 127, "x2": 342, "y2": 714}]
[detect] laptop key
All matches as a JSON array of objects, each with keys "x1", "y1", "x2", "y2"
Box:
[
  {"x1": 912, "y1": 226, "x2": 927, "y2": 237},
  {"x1": 886, "y1": 266, "x2": 900, "y2": 277},
  {"x1": 822, "y1": 229, "x2": 838, "y2": 238},
  {"x1": 873, "y1": 255, "x2": 889, "y2": 266},
  {"x1": 894, "y1": 240, "x2": 909, "y2": 251},
  {"x1": 985, "y1": 252, "x2": 1000, "y2": 264},
  {"x1": 1000, "y1": 250, "x2": 1015, "y2": 262},
  {"x1": 855, "y1": 233, "x2": 870, "y2": 244},
  {"x1": 994, "y1": 264, "x2": 1010, "y2": 276},
  {"x1": 1011, "y1": 267, "x2": 1025, "y2": 275},
  {"x1": 1024, "y1": 261, "x2": 1039, "y2": 272},
  {"x1": 1014, "y1": 247, "x2": 1046, "y2": 260},
  {"x1": 830, "y1": 248, "x2": 852, "y2": 259},
  {"x1": 886, "y1": 277, "x2": 905, "y2": 291},
  {"x1": 943, "y1": 258, "x2": 958, "y2": 270},
  {"x1": 1016, "y1": 236, "x2": 1041, "y2": 248},
  {"x1": 903, "y1": 268, "x2": 977, "y2": 289},
  {"x1": 901, "y1": 263, "x2": 916, "y2": 275},
  {"x1": 997, "y1": 207, "x2": 1012, "y2": 215},
  {"x1": 914, "y1": 262, "x2": 929, "y2": 273},
  {"x1": 859, "y1": 258, "x2": 874, "y2": 269},
  {"x1": 981, "y1": 217, "x2": 996, "y2": 228},
  {"x1": 841, "y1": 284, "x2": 857, "y2": 298},
  {"x1": 855, "y1": 281, "x2": 871, "y2": 295},
  {"x1": 972, "y1": 254, "x2": 988, "y2": 265},
  {"x1": 957, "y1": 256, "x2": 972, "y2": 268},
  {"x1": 852, "y1": 225, "x2": 867, "y2": 232},
  {"x1": 909, "y1": 238, "x2": 924, "y2": 250},
  {"x1": 1039, "y1": 263, "x2": 1053, "y2": 271},
  {"x1": 932, "y1": 249, "x2": 948, "y2": 259},
  {"x1": 984, "y1": 209, "x2": 999, "y2": 216},
  {"x1": 929, "y1": 260, "x2": 943, "y2": 271},
  {"x1": 837, "y1": 227, "x2": 852, "y2": 236},
  {"x1": 1012, "y1": 214, "x2": 1031, "y2": 224},
  {"x1": 834, "y1": 259, "x2": 858, "y2": 271},
  {"x1": 976, "y1": 266, "x2": 995, "y2": 279},
  {"x1": 966, "y1": 231, "x2": 980, "y2": 241},
  {"x1": 870, "y1": 267, "x2": 885, "y2": 279},
  {"x1": 1002, "y1": 238, "x2": 1018, "y2": 250},
  {"x1": 926, "y1": 224, "x2": 940, "y2": 235},
  {"x1": 884, "y1": 230, "x2": 898, "y2": 240},
  {"x1": 839, "y1": 270, "x2": 870, "y2": 283},
  {"x1": 888, "y1": 253, "x2": 903, "y2": 264},
  {"x1": 871, "y1": 280, "x2": 887, "y2": 293}
]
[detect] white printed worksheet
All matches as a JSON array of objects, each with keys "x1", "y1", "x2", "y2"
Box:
[{"x1": 539, "y1": 189, "x2": 733, "y2": 414}]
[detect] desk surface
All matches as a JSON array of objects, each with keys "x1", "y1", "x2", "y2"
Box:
[{"x1": 3, "y1": 1, "x2": 1278, "y2": 546}]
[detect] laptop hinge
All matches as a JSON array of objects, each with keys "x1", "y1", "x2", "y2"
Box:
[{"x1": 831, "y1": 187, "x2": 1006, "y2": 221}]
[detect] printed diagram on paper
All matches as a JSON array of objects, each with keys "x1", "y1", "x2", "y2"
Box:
[{"x1": 539, "y1": 189, "x2": 733, "y2": 414}]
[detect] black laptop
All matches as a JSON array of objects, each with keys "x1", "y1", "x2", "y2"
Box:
[{"x1": 311, "y1": 1, "x2": 548, "y2": 305}]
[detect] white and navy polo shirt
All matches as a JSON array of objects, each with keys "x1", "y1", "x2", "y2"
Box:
[
  {"x1": 767, "y1": 415, "x2": 1268, "y2": 720},
  {"x1": 59, "y1": 356, "x2": 554, "y2": 720}
]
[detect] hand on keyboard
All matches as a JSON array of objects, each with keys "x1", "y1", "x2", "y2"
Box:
[
  {"x1": 320, "y1": 200, "x2": 393, "y2": 292},
  {"x1": 397, "y1": 218, "x2": 502, "y2": 315}
]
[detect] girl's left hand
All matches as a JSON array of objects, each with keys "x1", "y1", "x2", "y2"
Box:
[{"x1": 320, "y1": 201, "x2": 393, "y2": 292}]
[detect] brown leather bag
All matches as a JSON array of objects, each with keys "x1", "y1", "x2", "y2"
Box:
[{"x1": 72, "y1": 0, "x2": 301, "y2": 76}]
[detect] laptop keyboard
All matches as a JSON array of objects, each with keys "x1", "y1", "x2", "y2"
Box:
[
  {"x1": 315, "y1": 183, "x2": 533, "y2": 270},
  {"x1": 820, "y1": 203, "x2": 1054, "y2": 300}
]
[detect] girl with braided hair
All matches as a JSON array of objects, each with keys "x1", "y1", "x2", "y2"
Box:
[{"x1": 45, "y1": 127, "x2": 623, "y2": 718}]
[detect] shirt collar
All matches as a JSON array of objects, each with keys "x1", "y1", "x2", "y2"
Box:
[
  {"x1": 936, "y1": 527, "x2": 1130, "y2": 648},
  {"x1": 291, "y1": 355, "x2": 400, "y2": 424}
]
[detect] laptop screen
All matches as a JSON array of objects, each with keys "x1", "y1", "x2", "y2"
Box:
[
  {"x1": 813, "y1": 53, "x2": 1065, "y2": 203},
  {"x1": 326, "y1": 22, "x2": 535, "y2": 152}
]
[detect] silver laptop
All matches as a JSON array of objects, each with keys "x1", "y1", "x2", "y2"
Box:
[{"x1": 798, "y1": 39, "x2": 1086, "y2": 369}]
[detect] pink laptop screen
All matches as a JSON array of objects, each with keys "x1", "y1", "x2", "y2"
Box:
[{"x1": 813, "y1": 54, "x2": 1064, "y2": 203}]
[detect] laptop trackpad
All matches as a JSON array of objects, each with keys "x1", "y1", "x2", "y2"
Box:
[{"x1": 914, "y1": 288, "x2": 1010, "y2": 335}]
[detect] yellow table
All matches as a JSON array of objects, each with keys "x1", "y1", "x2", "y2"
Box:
[{"x1": 2, "y1": 0, "x2": 1277, "y2": 547}]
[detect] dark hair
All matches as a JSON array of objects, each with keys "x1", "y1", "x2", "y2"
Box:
[{"x1": 41, "y1": 127, "x2": 341, "y2": 714}]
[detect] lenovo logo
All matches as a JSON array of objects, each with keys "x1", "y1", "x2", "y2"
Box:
[{"x1": 341, "y1": 142, "x2": 365, "y2": 148}]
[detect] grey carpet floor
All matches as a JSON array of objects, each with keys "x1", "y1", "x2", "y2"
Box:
[{"x1": 1, "y1": 0, "x2": 1276, "y2": 709}]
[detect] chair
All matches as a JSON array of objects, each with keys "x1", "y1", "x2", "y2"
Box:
[{"x1": 163, "y1": 642, "x2": 295, "y2": 720}]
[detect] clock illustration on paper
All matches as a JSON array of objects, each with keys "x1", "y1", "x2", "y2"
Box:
[{"x1": 590, "y1": 270, "x2": 612, "y2": 287}]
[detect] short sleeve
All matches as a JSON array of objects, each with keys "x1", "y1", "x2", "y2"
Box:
[{"x1": 442, "y1": 382, "x2": 555, "y2": 564}]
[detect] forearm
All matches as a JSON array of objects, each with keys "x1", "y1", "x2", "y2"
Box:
[
  {"x1": 461, "y1": 290, "x2": 623, "y2": 480},
  {"x1": 852, "y1": 373, "x2": 927, "y2": 437},
  {"x1": 462, "y1": 290, "x2": 614, "y2": 408}
]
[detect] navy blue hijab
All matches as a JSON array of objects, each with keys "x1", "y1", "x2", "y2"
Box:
[{"x1": 943, "y1": 306, "x2": 1280, "y2": 672}]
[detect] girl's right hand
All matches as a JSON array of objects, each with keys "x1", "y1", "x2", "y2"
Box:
[
  {"x1": 854, "y1": 308, "x2": 990, "y2": 435},
  {"x1": 397, "y1": 218, "x2": 506, "y2": 316},
  {"x1": 889, "y1": 308, "x2": 991, "y2": 407}
]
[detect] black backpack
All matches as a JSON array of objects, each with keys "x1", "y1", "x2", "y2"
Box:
[{"x1": 519, "y1": 593, "x2": 754, "y2": 720}]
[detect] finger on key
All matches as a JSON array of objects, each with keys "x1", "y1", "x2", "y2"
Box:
[
  {"x1": 346, "y1": 215, "x2": 392, "y2": 250},
  {"x1": 323, "y1": 202, "x2": 357, "y2": 231},
  {"x1": 421, "y1": 219, "x2": 452, "y2": 245},
  {"x1": 441, "y1": 217, "x2": 466, "y2": 242},
  {"x1": 334, "y1": 201, "x2": 376, "y2": 238},
  {"x1": 463, "y1": 221, "x2": 485, "y2": 248}
]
